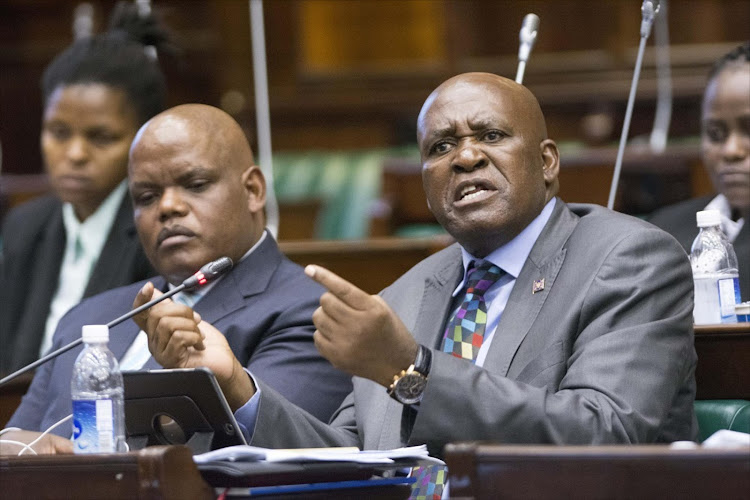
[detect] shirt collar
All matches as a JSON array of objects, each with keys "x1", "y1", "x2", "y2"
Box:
[
  {"x1": 705, "y1": 194, "x2": 744, "y2": 242},
  {"x1": 61, "y1": 180, "x2": 128, "y2": 259},
  {"x1": 455, "y1": 198, "x2": 556, "y2": 296}
]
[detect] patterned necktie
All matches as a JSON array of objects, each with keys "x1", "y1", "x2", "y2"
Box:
[
  {"x1": 410, "y1": 260, "x2": 503, "y2": 500},
  {"x1": 441, "y1": 260, "x2": 503, "y2": 362}
]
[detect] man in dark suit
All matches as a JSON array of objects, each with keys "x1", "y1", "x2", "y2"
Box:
[
  {"x1": 649, "y1": 42, "x2": 749, "y2": 301},
  {"x1": 134, "y1": 73, "x2": 697, "y2": 470},
  {"x1": 1, "y1": 104, "x2": 351, "y2": 454}
]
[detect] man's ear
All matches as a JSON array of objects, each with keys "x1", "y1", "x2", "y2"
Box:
[
  {"x1": 243, "y1": 165, "x2": 266, "y2": 213},
  {"x1": 540, "y1": 139, "x2": 560, "y2": 196}
]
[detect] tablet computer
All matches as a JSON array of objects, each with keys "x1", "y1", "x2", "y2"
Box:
[{"x1": 123, "y1": 367, "x2": 247, "y2": 454}]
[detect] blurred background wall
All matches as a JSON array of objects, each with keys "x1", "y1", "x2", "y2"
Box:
[{"x1": 1, "y1": 0, "x2": 748, "y2": 238}]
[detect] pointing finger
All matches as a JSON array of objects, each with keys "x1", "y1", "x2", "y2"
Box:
[{"x1": 304, "y1": 265, "x2": 370, "y2": 310}]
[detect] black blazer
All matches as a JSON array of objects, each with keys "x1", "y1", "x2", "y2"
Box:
[
  {"x1": 0, "y1": 194, "x2": 155, "y2": 374},
  {"x1": 648, "y1": 195, "x2": 750, "y2": 302}
]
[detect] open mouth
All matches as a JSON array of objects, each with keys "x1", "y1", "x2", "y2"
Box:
[{"x1": 455, "y1": 180, "x2": 496, "y2": 204}]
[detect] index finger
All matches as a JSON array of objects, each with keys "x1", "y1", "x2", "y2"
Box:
[{"x1": 305, "y1": 265, "x2": 370, "y2": 310}]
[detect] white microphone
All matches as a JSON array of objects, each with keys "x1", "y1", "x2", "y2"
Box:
[
  {"x1": 649, "y1": 0, "x2": 671, "y2": 153},
  {"x1": 516, "y1": 13, "x2": 540, "y2": 84}
]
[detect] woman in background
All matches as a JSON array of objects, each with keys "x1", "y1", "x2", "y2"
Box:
[
  {"x1": 0, "y1": 3, "x2": 171, "y2": 374},
  {"x1": 649, "y1": 42, "x2": 749, "y2": 302}
]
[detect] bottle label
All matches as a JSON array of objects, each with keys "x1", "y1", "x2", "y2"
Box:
[
  {"x1": 72, "y1": 399, "x2": 115, "y2": 453},
  {"x1": 718, "y1": 277, "x2": 741, "y2": 321}
]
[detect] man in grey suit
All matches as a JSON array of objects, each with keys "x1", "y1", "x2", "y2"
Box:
[{"x1": 136, "y1": 74, "x2": 697, "y2": 458}]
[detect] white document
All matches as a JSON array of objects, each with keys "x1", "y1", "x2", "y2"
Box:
[{"x1": 193, "y1": 444, "x2": 444, "y2": 466}]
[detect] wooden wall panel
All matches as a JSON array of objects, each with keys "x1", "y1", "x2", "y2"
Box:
[
  {"x1": 1, "y1": 0, "x2": 747, "y2": 221},
  {"x1": 299, "y1": 0, "x2": 446, "y2": 74}
]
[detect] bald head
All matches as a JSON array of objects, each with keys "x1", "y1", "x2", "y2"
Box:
[
  {"x1": 130, "y1": 103, "x2": 254, "y2": 176},
  {"x1": 128, "y1": 104, "x2": 266, "y2": 284},
  {"x1": 418, "y1": 72, "x2": 549, "y2": 149},
  {"x1": 417, "y1": 72, "x2": 560, "y2": 257}
]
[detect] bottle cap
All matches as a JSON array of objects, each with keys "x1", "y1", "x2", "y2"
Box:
[
  {"x1": 736, "y1": 302, "x2": 750, "y2": 322},
  {"x1": 82, "y1": 324, "x2": 109, "y2": 343},
  {"x1": 696, "y1": 209, "x2": 721, "y2": 228}
]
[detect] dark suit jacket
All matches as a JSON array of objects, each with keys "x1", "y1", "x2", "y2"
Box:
[
  {"x1": 250, "y1": 200, "x2": 697, "y2": 455},
  {"x1": 648, "y1": 195, "x2": 749, "y2": 302},
  {"x1": 0, "y1": 194, "x2": 155, "y2": 374},
  {"x1": 7, "y1": 235, "x2": 352, "y2": 436}
]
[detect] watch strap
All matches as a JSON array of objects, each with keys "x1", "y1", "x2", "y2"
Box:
[
  {"x1": 413, "y1": 344, "x2": 431, "y2": 376},
  {"x1": 386, "y1": 344, "x2": 431, "y2": 402}
]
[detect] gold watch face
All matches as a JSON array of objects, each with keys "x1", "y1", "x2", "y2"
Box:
[{"x1": 394, "y1": 372, "x2": 427, "y2": 405}]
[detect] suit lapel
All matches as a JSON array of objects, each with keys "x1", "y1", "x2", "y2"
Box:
[
  {"x1": 110, "y1": 278, "x2": 166, "y2": 367},
  {"x1": 139, "y1": 236, "x2": 282, "y2": 370},
  {"x1": 486, "y1": 199, "x2": 577, "y2": 377},
  {"x1": 84, "y1": 195, "x2": 137, "y2": 297},
  {"x1": 376, "y1": 245, "x2": 463, "y2": 449},
  {"x1": 193, "y1": 235, "x2": 281, "y2": 325},
  {"x1": 110, "y1": 316, "x2": 150, "y2": 361},
  {"x1": 412, "y1": 245, "x2": 464, "y2": 348},
  {"x1": 13, "y1": 205, "x2": 66, "y2": 364},
  {"x1": 32, "y1": 206, "x2": 66, "y2": 316}
]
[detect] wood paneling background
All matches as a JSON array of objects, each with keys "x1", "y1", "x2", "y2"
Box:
[{"x1": 0, "y1": 0, "x2": 747, "y2": 179}]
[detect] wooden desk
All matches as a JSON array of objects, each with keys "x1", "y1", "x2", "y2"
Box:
[
  {"x1": 0, "y1": 445, "x2": 213, "y2": 500},
  {"x1": 445, "y1": 443, "x2": 750, "y2": 500},
  {"x1": 694, "y1": 323, "x2": 750, "y2": 400}
]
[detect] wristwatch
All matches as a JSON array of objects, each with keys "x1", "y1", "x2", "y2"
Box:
[{"x1": 387, "y1": 344, "x2": 432, "y2": 405}]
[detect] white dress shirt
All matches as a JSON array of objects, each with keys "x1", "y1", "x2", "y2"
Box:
[
  {"x1": 704, "y1": 194, "x2": 745, "y2": 243},
  {"x1": 40, "y1": 181, "x2": 128, "y2": 357}
]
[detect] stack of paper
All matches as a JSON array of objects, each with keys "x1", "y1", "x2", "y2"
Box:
[{"x1": 193, "y1": 444, "x2": 444, "y2": 466}]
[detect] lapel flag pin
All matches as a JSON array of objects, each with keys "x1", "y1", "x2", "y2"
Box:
[{"x1": 532, "y1": 278, "x2": 545, "y2": 294}]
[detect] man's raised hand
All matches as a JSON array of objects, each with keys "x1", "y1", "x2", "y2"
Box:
[
  {"x1": 131, "y1": 283, "x2": 255, "y2": 410},
  {"x1": 132, "y1": 282, "x2": 206, "y2": 368},
  {"x1": 304, "y1": 265, "x2": 418, "y2": 387}
]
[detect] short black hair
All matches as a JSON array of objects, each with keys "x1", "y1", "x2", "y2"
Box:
[
  {"x1": 41, "y1": 2, "x2": 170, "y2": 125},
  {"x1": 707, "y1": 41, "x2": 750, "y2": 83}
]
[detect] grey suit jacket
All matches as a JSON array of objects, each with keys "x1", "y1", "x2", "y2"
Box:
[
  {"x1": 7, "y1": 235, "x2": 352, "y2": 436},
  {"x1": 0, "y1": 194, "x2": 155, "y2": 374},
  {"x1": 250, "y1": 200, "x2": 698, "y2": 455},
  {"x1": 649, "y1": 195, "x2": 749, "y2": 302}
]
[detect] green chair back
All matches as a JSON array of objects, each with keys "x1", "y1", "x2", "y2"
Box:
[
  {"x1": 272, "y1": 147, "x2": 419, "y2": 240},
  {"x1": 694, "y1": 399, "x2": 750, "y2": 442}
]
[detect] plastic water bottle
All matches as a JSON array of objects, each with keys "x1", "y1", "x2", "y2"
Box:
[
  {"x1": 71, "y1": 325, "x2": 127, "y2": 454},
  {"x1": 690, "y1": 210, "x2": 742, "y2": 325}
]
